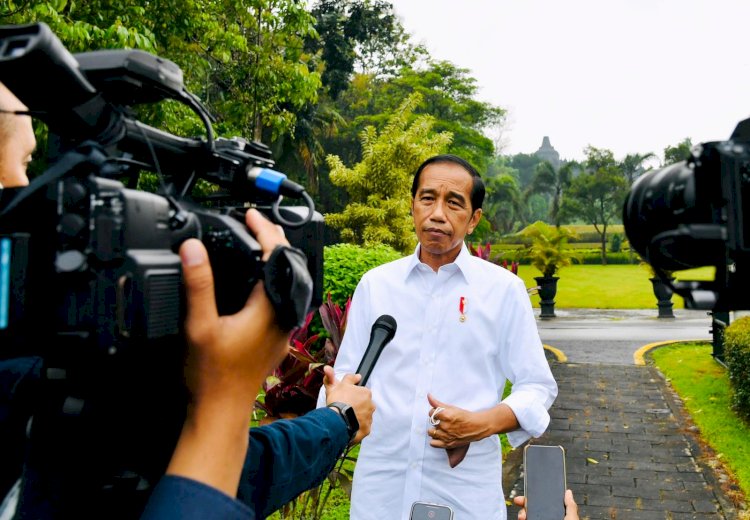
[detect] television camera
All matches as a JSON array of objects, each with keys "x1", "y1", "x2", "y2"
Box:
[
  {"x1": 0, "y1": 22, "x2": 323, "y2": 514},
  {"x1": 624, "y1": 118, "x2": 750, "y2": 312}
]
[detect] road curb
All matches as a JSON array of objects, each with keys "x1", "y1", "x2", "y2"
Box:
[{"x1": 633, "y1": 339, "x2": 711, "y2": 365}]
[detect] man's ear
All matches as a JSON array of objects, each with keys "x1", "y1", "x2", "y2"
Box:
[{"x1": 468, "y1": 208, "x2": 482, "y2": 234}]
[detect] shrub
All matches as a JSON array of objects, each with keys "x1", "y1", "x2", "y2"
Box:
[
  {"x1": 725, "y1": 316, "x2": 750, "y2": 421},
  {"x1": 610, "y1": 233, "x2": 623, "y2": 253},
  {"x1": 573, "y1": 250, "x2": 639, "y2": 265},
  {"x1": 324, "y1": 243, "x2": 404, "y2": 305}
]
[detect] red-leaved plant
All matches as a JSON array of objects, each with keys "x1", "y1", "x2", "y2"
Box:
[
  {"x1": 256, "y1": 293, "x2": 351, "y2": 421},
  {"x1": 255, "y1": 293, "x2": 353, "y2": 519},
  {"x1": 469, "y1": 242, "x2": 519, "y2": 275}
]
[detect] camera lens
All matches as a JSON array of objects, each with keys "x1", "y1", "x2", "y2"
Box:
[{"x1": 623, "y1": 144, "x2": 727, "y2": 271}]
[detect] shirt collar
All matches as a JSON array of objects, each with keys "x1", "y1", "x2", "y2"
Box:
[{"x1": 405, "y1": 243, "x2": 472, "y2": 284}]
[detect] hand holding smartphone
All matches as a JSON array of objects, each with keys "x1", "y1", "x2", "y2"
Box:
[{"x1": 523, "y1": 444, "x2": 567, "y2": 520}]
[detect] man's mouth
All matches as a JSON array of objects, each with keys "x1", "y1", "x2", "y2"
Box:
[{"x1": 424, "y1": 228, "x2": 448, "y2": 236}]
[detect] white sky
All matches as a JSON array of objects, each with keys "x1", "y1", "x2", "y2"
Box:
[{"x1": 391, "y1": 0, "x2": 750, "y2": 163}]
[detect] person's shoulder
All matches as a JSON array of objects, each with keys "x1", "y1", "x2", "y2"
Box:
[
  {"x1": 466, "y1": 255, "x2": 516, "y2": 279},
  {"x1": 465, "y1": 256, "x2": 528, "y2": 291},
  {"x1": 360, "y1": 255, "x2": 411, "y2": 281}
]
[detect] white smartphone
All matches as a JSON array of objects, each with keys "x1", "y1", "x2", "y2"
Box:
[
  {"x1": 409, "y1": 501, "x2": 454, "y2": 520},
  {"x1": 523, "y1": 444, "x2": 567, "y2": 520}
]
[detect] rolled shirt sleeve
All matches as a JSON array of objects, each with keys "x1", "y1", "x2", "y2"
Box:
[{"x1": 499, "y1": 276, "x2": 558, "y2": 447}]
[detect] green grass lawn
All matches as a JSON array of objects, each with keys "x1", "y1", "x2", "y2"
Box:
[
  {"x1": 650, "y1": 342, "x2": 750, "y2": 506},
  {"x1": 516, "y1": 264, "x2": 714, "y2": 309}
]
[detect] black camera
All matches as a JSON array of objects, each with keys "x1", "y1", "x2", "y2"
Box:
[
  {"x1": 624, "y1": 118, "x2": 750, "y2": 311},
  {"x1": 0, "y1": 22, "x2": 323, "y2": 512}
]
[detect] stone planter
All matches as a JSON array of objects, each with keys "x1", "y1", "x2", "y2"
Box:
[
  {"x1": 650, "y1": 277, "x2": 675, "y2": 318},
  {"x1": 534, "y1": 276, "x2": 559, "y2": 319}
]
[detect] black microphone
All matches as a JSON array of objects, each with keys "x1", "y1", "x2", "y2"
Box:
[{"x1": 355, "y1": 315, "x2": 397, "y2": 386}]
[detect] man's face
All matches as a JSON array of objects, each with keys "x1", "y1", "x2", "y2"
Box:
[
  {"x1": 411, "y1": 162, "x2": 482, "y2": 269},
  {"x1": 0, "y1": 84, "x2": 36, "y2": 188}
]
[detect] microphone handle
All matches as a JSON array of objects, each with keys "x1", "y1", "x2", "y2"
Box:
[{"x1": 355, "y1": 329, "x2": 390, "y2": 386}]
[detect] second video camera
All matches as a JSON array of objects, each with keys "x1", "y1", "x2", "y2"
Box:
[{"x1": 624, "y1": 118, "x2": 750, "y2": 311}]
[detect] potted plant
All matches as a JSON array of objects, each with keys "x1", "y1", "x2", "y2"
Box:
[
  {"x1": 518, "y1": 222, "x2": 577, "y2": 318},
  {"x1": 640, "y1": 259, "x2": 676, "y2": 318}
]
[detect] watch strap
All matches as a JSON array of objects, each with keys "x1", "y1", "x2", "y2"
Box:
[{"x1": 327, "y1": 401, "x2": 358, "y2": 442}]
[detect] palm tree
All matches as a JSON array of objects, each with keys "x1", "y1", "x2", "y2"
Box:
[
  {"x1": 483, "y1": 174, "x2": 525, "y2": 236},
  {"x1": 619, "y1": 152, "x2": 656, "y2": 186},
  {"x1": 274, "y1": 97, "x2": 345, "y2": 195},
  {"x1": 525, "y1": 160, "x2": 575, "y2": 227}
]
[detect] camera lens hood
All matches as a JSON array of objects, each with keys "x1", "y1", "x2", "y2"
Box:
[{"x1": 262, "y1": 245, "x2": 313, "y2": 331}]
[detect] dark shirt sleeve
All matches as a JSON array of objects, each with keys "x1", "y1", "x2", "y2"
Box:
[
  {"x1": 141, "y1": 475, "x2": 255, "y2": 520},
  {"x1": 237, "y1": 407, "x2": 349, "y2": 519},
  {"x1": 0, "y1": 357, "x2": 42, "y2": 498}
]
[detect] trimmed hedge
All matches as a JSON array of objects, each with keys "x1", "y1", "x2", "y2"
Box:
[
  {"x1": 497, "y1": 225, "x2": 626, "y2": 245},
  {"x1": 487, "y1": 246, "x2": 639, "y2": 266},
  {"x1": 323, "y1": 243, "x2": 404, "y2": 306},
  {"x1": 725, "y1": 316, "x2": 750, "y2": 421}
]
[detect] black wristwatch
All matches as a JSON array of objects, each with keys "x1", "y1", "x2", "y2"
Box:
[{"x1": 327, "y1": 401, "x2": 359, "y2": 442}]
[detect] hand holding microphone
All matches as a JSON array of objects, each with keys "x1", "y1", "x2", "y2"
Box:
[
  {"x1": 323, "y1": 366, "x2": 374, "y2": 444},
  {"x1": 323, "y1": 315, "x2": 396, "y2": 445}
]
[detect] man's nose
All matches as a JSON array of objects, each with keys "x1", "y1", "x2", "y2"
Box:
[{"x1": 429, "y1": 199, "x2": 447, "y2": 221}]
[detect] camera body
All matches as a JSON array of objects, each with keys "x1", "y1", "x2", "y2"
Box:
[
  {"x1": 0, "y1": 22, "x2": 323, "y2": 511},
  {"x1": 0, "y1": 22, "x2": 324, "y2": 352},
  {"x1": 624, "y1": 119, "x2": 750, "y2": 311}
]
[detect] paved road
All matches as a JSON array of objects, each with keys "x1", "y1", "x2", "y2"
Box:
[
  {"x1": 499, "y1": 308, "x2": 743, "y2": 518},
  {"x1": 535, "y1": 308, "x2": 715, "y2": 364},
  {"x1": 504, "y1": 363, "x2": 739, "y2": 519}
]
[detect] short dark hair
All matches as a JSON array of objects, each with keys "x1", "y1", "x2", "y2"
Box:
[{"x1": 411, "y1": 154, "x2": 485, "y2": 211}]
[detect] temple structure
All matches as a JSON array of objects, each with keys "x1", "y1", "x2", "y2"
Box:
[{"x1": 534, "y1": 136, "x2": 560, "y2": 170}]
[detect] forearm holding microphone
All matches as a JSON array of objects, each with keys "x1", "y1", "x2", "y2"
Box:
[{"x1": 315, "y1": 315, "x2": 397, "y2": 439}]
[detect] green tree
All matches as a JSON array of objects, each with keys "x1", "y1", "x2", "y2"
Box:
[
  {"x1": 274, "y1": 0, "x2": 419, "y2": 196},
  {"x1": 562, "y1": 146, "x2": 628, "y2": 264},
  {"x1": 484, "y1": 174, "x2": 524, "y2": 235},
  {"x1": 325, "y1": 93, "x2": 452, "y2": 253},
  {"x1": 507, "y1": 153, "x2": 544, "y2": 189},
  {"x1": 6, "y1": 1, "x2": 321, "y2": 143},
  {"x1": 525, "y1": 161, "x2": 575, "y2": 227},
  {"x1": 306, "y1": 0, "x2": 420, "y2": 99},
  {"x1": 619, "y1": 152, "x2": 656, "y2": 186},
  {"x1": 330, "y1": 62, "x2": 503, "y2": 172},
  {"x1": 663, "y1": 138, "x2": 693, "y2": 165}
]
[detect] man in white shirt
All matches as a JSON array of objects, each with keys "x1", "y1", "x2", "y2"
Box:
[{"x1": 318, "y1": 154, "x2": 558, "y2": 520}]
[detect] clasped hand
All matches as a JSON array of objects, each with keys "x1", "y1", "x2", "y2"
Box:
[{"x1": 426, "y1": 394, "x2": 492, "y2": 449}]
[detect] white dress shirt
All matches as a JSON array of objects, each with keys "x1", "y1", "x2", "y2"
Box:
[{"x1": 317, "y1": 244, "x2": 557, "y2": 520}]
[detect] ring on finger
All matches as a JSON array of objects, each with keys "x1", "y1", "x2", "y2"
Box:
[{"x1": 429, "y1": 406, "x2": 445, "y2": 426}]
